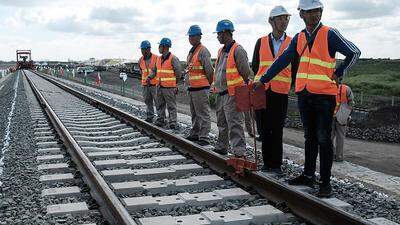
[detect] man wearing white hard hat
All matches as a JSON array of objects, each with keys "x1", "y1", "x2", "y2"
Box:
[
  {"x1": 254, "y1": 0, "x2": 361, "y2": 197},
  {"x1": 252, "y1": 6, "x2": 294, "y2": 175}
]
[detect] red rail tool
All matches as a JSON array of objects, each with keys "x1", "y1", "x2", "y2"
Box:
[{"x1": 228, "y1": 82, "x2": 266, "y2": 176}]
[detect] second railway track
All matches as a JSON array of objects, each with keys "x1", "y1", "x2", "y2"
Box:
[{"x1": 23, "y1": 69, "x2": 374, "y2": 225}]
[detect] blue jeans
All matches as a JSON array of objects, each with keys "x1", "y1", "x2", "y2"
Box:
[{"x1": 298, "y1": 90, "x2": 336, "y2": 185}]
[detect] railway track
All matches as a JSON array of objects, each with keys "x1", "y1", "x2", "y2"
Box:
[{"x1": 23, "y1": 69, "x2": 374, "y2": 225}]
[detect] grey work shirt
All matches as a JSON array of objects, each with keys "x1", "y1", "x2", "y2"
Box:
[
  {"x1": 214, "y1": 42, "x2": 253, "y2": 92},
  {"x1": 186, "y1": 44, "x2": 214, "y2": 84},
  {"x1": 343, "y1": 85, "x2": 355, "y2": 108}
]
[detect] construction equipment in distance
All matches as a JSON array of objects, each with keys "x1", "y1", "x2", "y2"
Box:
[{"x1": 16, "y1": 50, "x2": 34, "y2": 70}]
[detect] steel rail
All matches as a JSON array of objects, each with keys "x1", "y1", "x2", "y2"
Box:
[
  {"x1": 32, "y1": 70, "x2": 374, "y2": 225},
  {"x1": 24, "y1": 70, "x2": 137, "y2": 225}
]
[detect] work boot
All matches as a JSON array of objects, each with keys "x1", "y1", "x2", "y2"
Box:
[
  {"x1": 318, "y1": 183, "x2": 333, "y2": 198},
  {"x1": 288, "y1": 174, "x2": 315, "y2": 187},
  {"x1": 154, "y1": 120, "x2": 165, "y2": 127},
  {"x1": 260, "y1": 165, "x2": 283, "y2": 175},
  {"x1": 185, "y1": 135, "x2": 199, "y2": 142},
  {"x1": 196, "y1": 139, "x2": 210, "y2": 146},
  {"x1": 169, "y1": 123, "x2": 178, "y2": 130},
  {"x1": 213, "y1": 148, "x2": 228, "y2": 155},
  {"x1": 260, "y1": 165, "x2": 268, "y2": 172}
]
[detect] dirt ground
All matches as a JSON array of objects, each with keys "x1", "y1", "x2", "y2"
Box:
[{"x1": 52, "y1": 70, "x2": 400, "y2": 177}]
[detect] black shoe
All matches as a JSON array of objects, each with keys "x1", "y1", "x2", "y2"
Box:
[
  {"x1": 318, "y1": 183, "x2": 333, "y2": 198},
  {"x1": 288, "y1": 174, "x2": 315, "y2": 187},
  {"x1": 268, "y1": 167, "x2": 283, "y2": 176},
  {"x1": 214, "y1": 148, "x2": 228, "y2": 155},
  {"x1": 154, "y1": 120, "x2": 165, "y2": 127},
  {"x1": 185, "y1": 135, "x2": 199, "y2": 142},
  {"x1": 169, "y1": 123, "x2": 177, "y2": 130},
  {"x1": 260, "y1": 166, "x2": 283, "y2": 175},
  {"x1": 196, "y1": 139, "x2": 209, "y2": 146},
  {"x1": 145, "y1": 117, "x2": 153, "y2": 123},
  {"x1": 334, "y1": 157, "x2": 344, "y2": 162},
  {"x1": 260, "y1": 165, "x2": 268, "y2": 172},
  {"x1": 256, "y1": 136, "x2": 262, "y2": 142}
]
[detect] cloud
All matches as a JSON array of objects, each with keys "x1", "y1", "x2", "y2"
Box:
[
  {"x1": 90, "y1": 6, "x2": 142, "y2": 24},
  {"x1": 46, "y1": 16, "x2": 128, "y2": 36},
  {"x1": 331, "y1": 0, "x2": 398, "y2": 19},
  {"x1": 0, "y1": 0, "x2": 53, "y2": 7}
]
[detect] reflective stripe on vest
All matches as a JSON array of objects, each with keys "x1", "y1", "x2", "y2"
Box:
[
  {"x1": 334, "y1": 84, "x2": 348, "y2": 114},
  {"x1": 213, "y1": 43, "x2": 244, "y2": 96},
  {"x1": 254, "y1": 35, "x2": 292, "y2": 94},
  {"x1": 140, "y1": 54, "x2": 158, "y2": 86},
  {"x1": 156, "y1": 54, "x2": 177, "y2": 88},
  {"x1": 295, "y1": 25, "x2": 337, "y2": 95},
  {"x1": 188, "y1": 44, "x2": 210, "y2": 88}
]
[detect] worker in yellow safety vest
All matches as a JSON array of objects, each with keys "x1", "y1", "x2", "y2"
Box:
[
  {"x1": 213, "y1": 19, "x2": 253, "y2": 157},
  {"x1": 139, "y1": 40, "x2": 159, "y2": 123},
  {"x1": 184, "y1": 25, "x2": 214, "y2": 146},
  {"x1": 147, "y1": 38, "x2": 182, "y2": 129}
]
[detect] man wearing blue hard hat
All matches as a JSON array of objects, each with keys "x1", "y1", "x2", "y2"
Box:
[
  {"x1": 212, "y1": 19, "x2": 253, "y2": 157},
  {"x1": 138, "y1": 40, "x2": 159, "y2": 123},
  {"x1": 147, "y1": 37, "x2": 182, "y2": 129},
  {"x1": 254, "y1": 0, "x2": 361, "y2": 197},
  {"x1": 184, "y1": 25, "x2": 214, "y2": 146}
]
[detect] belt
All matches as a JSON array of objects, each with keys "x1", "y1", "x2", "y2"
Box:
[
  {"x1": 218, "y1": 90, "x2": 229, "y2": 96},
  {"x1": 188, "y1": 86, "x2": 210, "y2": 92},
  {"x1": 159, "y1": 85, "x2": 176, "y2": 89}
]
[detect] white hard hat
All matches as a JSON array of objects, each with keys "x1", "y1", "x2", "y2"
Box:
[
  {"x1": 269, "y1": 6, "x2": 291, "y2": 18},
  {"x1": 297, "y1": 0, "x2": 324, "y2": 11}
]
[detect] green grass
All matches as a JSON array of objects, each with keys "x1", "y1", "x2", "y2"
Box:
[{"x1": 343, "y1": 59, "x2": 400, "y2": 96}]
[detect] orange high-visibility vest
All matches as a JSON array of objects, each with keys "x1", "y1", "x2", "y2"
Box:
[
  {"x1": 334, "y1": 84, "x2": 348, "y2": 114},
  {"x1": 156, "y1": 53, "x2": 177, "y2": 88},
  {"x1": 139, "y1": 54, "x2": 158, "y2": 86},
  {"x1": 188, "y1": 44, "x2": 210, "y2": 88},
  {"x1": 296, "y1": 25, "x2": 337, "y2": 95},
  {"x1": 213, "y1": 42, "x2": 244, "y2": 96},
  {"x1": 254, "y1": 35, "x2": 292, "y2": 94}
]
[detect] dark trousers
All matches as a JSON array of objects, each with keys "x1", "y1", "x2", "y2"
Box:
[
  {"x1": 298, "y1": 90, "x2": 336, "y2": 185},
  {"x1": 255, "y1": 89, "x2": 288, "y2": 169}
]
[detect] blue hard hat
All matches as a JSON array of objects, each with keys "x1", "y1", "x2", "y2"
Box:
[
  {"x1": 187, "y1": 25, "x2": 202, "y2": 36},
  {"x1": 159, "y1": 37, "x2": 172, "y2": 47},
  {"x1": 140, "y1": 40, "x2": 151, "y2": 49},
  {"x1": 214, "y1": 19, "x2": 234, "y2": 33}
]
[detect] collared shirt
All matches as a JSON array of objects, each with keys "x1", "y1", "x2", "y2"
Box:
[
  {"x1": 270, "y1": 33, "x2": 285, "y2": 56},
  {"x1": 259, "y1": 23, "x2": 361, "y2": 84},
  {"x1": 214, "y1": 41, "x2": 253, "y2": 92},
  {"x1": 251, "y1": 33, "x2": 298, "y2": 84}
]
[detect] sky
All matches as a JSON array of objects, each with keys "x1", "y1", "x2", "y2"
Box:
[{"x1": 1, "y1": 0, "x2": 400, "y2": 61}]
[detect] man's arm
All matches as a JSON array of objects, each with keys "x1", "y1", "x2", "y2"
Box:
[
  {"x1": 259, "y1": 34, "x2": 299, "y2": 84},
  {"x1": 328, "y1": 28, "x2": 361, "y2": 78},
  {"x1": 171, "y1": 55, "x2": 182, "y2": 84},
  {"x1": 234, "y1": 45, "x2": 253, "y2": 82},
  {"x1": 198, "y1": 47, "x2": 214, "y2": 84},
  {"x1": 251, "y1": 38, "x2": 261, "y2": 75},
  {"x1": 346, "y1": 85, "x2": 355, "y2": 108}
]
